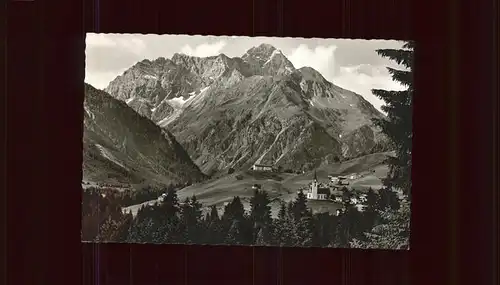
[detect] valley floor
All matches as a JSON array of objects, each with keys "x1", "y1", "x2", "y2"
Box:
[{"x1": 121, "y1": 152, "x2": 391, "y2": 217}]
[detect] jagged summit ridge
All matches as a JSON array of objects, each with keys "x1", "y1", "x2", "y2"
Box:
[{"x1": 103, "y1": 43, "x2": 387, "y2": 174}]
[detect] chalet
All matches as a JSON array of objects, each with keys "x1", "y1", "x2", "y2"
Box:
[
  {"x1": 350, "y1": 196, "x2": 361, "y2": 204},
  {"x1": 328, "y1": 175, "x2": 339, "y2": 183},
  {"x1": 354, "y1": 204, "x2": 365, "y2": 212},
  {"x1": 359, "y1": 194, "x2": 368, "y2": 203},
  {"x1": 252, "y1": 164, "x2": 273, "y2": 172},
  {"x1": 332, "y1": 196, "x2": 343, "y2": 203},
  {"x1": 251, "y1": 184, "x2": 262, "y2": 190},
  {"x1": 157, "y1": 193, "x2": 167, "y2": 202},
  {"x1": 338, "y1": 177, "x2": 350, "y2": 185}
]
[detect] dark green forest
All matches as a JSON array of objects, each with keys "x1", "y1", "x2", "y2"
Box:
[{"x1": 81, "y1": 186, "x2": 409, "y2": 249}]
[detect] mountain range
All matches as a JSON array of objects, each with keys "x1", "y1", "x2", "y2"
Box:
[
  {"x1": 82, "y1": 84, "x2": 206, "y2": 187},
  {"x1": 83, "y1": 43, "x2": 389, "y2": 186}
]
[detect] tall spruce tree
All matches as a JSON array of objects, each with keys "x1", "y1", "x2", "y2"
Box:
[
  {"x1": 377, "y1": 187, "x2": 401, "y2": 211},
  {"x1": 158, "y1": 188, "x2": 181, "y2": 243},
  {"x1": 296, "y1": 209, "x2": 315, "y2": 247},
  {"x1": 291, "y1": 190, "x2": 309, "y2": 220},
  {"x1": 335, "y1": 201, "x2": 364, "y2": 247},
  {"x1": 274, "y1": 202, "x2": 298, "y2": 246},
  {"x1": 205, "y1": 205, "x2": 223, "y2": 245},
  {"x1": 179, "y1": 197, "x2": 192, "y2": 243},
  {"x1": 222, "y1": 196, "x2": 247, "y2": 244},
  {"x1": 362, "y1": 188, "x2": 379, "y2": 230},
  {"x1": 249, "y1": 189, "x2": 273, "y2": 244},
  {"x1": 351, "y1": 198, "x2": 411, "y2": 250},
  {"x1": 178, "y1": 196, "x2": 203, "y2": 244},
  {"x1": 188, "y1": 195, "x2": 203, "y2": 243},
  {"x1": 371, "y1": 41, "x2": 414, "y2": 196}
]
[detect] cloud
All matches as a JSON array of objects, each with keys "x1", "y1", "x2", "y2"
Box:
[
  {"x1": 332, "y1": 64, "x2": 407, "y2": 113},
  {"x1": 180, "y1": 41, "x2": 227, "y2": 57},
  {"x1": 86, "y1": 34, "x2": 146, "y2": 55},
  {"x1": 85, "y1": 69, "x2": 128, "y2": 90},
  {"x1": 287, "y1": 44, "x2": 338, "y2": 79},
  {"x1": 85, "y1": 34, "x2": 147, "y2": 87},
  {"x1": 285, "y1": 44, "x2": 406, "y2": 113},
  {"x1": 86, "y1": 34, "x2": 117, "y2": 47}
]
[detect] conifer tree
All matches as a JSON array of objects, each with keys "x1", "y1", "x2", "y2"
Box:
[
  {"x1": 160, "y1": 188, "x2": 180, "y2": 218},
  {"x1": 222, "y1": 196, "x2": 247, "y2": 244},
  {"x1": 314, "y1": 212, "x2": 334, "y2": 247},
  {"x1": 335, "y1": 201, "x2": 363, "y2": 247},
  {"x1": 340, "y1": 187, "x2": 352, "y2": 205},
  {"x1": 291, "y1": 190, "x2": 309, "y2": 220},
  {"x1": 207, "y1": 205, "x2": 219, "y2": 223},
  {"x1": 295, "y1": 209, "x2": 315, "y2": 247},
  {"x1": 128, "y1": 216, "x2": 155, "y2": 243},
  {"x1": 179, "y1": 197, "x2": 192, "y2": 243},
  {"x1": 205, "y1": 205, "x2": 223, "y2": 245},
  {"x1": 249, "y1": 189, "x2": 273, "y2": 244},
  {"x1": 377, "y1": 187, "x2": 400, "y2": 211},
  {"x1": 351, "y1": 199, "x2": 411, "y2": 250},
  {"x1": 158, "y1": 188, "x2": 181, "y2": 242},
  {"x1": 362, "y1": 188, "x2": 379, "y2": 230},
  {"x1": 371, "y1": 41, "x2": 414, "y2": 196},
  {"x1": 274, "y1": 202, "x2": 298, "y2": 246},
  {"x1": 187, "y1": 195, "x2": 203, "y2": 243}
]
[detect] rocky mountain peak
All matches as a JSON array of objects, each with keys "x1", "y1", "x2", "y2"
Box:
[
  {"x1": 299, "y1": 66, "x2": 327, "y2": 82},
  {"x1": 101, "y1": 44, "x2": 389, "y2": 175},
  {"x1": 242, "y1": 44, "x2": 295, "y2": 77},
  {"x1": 82, "y1": 83, "x2": 206, "y2": 187},
  {"x1": 244, "y1": 43, "x2": 277, "y2": 57}
]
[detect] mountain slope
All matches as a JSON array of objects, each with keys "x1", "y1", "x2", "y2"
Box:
[
  {"x1": 82, "y1": 83, "x2": 206, "y2": 187},
  {"x1": 104, "y1": 44, "x2": 387, "y2": 174}
]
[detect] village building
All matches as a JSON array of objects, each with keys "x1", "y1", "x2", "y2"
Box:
[
  {"x1": 337, "y1": 176, "x2": 350, "y2": 185},
  {"x1": 157, "y1": 193, "x2": 167, "y2": 202},
  {"x1": 251, "y1": 184, "x2": 262, "y2": 190},
  {"x1": 328, "y1": 175, "x2": 339, "y2": 184},
  {"x1": 359, "y1": 194, "x2": 368, "y2": 203},
  {"x1": 252, "y1": 164, "x2": 273, "y2": 172},
  {"x1": 333, "y1": 196, "x2": 343, "y2": 203},
  {"x1": 306, "y1": 171, "x2": 331, "y2": 200}
]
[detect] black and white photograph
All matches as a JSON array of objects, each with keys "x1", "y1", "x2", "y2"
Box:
[{"x1": 82, "y1": 34, "x2": 413, "y2": 250}]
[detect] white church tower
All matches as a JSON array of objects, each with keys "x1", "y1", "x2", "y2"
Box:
[{"x1": 308, "y1": 170, "x2": 319, "y2": 199}]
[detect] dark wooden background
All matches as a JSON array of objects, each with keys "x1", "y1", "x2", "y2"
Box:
[{"x1": 4, "y1": 0, "x2": 497, "y2": 284}]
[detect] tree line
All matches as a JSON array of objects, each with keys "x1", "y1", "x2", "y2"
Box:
[{"x1": 82, "y1": 186, "x2": 408, "y2": 249}]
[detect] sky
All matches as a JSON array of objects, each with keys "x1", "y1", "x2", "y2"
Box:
[{"x1": 85, "y1": 33, "x2": 408, "y2": 113}]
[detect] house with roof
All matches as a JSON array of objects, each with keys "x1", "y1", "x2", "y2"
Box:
[
  {"x1": 251, "y1": 184, "x2": 262, "y2": 190},
  {"x1": 328, "y1": 175, "x2": 339, "y2": 184},
  {"x1": 337, "y1": 176, "x2": 350, "y2": 185},
  {"x1": 252, "y1": 163, "x2": 273, "y2": 172}
]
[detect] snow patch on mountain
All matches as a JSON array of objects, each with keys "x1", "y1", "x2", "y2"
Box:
[
  {"x1": 168, "y1": 94, "x2": 197, "y2": 108},
  {"x1": 157, "y1": 86, "x2": 212, "y2": 127},
  {"x1": 264, "y1": 49, "x2": 282, "y2": 65},
  {"x1": 143, "y1": 74, "x2": 158, "y2": 80},
  {"x1": 185, "y1": 86, "x2": 211, "y2": 107}
]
